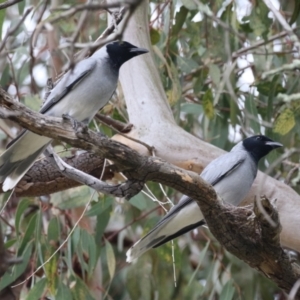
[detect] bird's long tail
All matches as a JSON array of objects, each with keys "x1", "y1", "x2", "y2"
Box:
[
  {"x1": 0, "y1": 131, "x2": 51, "y2": 191},
  {"x1": 126, "y1": 200, "x2": 205, "y2": 262}
]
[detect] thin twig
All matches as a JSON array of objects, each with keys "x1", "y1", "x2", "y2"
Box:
[
  {"x1": 0, "y1": 0, "x2": 22, "y2": 10},
  {"x1": 232, "y1": 30, "x2": 292, "y2": 59},
  {"x1": 0, "y1": 7, "x2": 33, "y2": 53},
  {"x1": 6, "y1": 52, "x2": 20, "y2": 102},
  {"x1": 193, "y1": 0, "x2": 245, "y2": 41},
  {"x1": 29, "y1": 0, "x2": 49, "y2": 94},
  {"x1": 262, "y1": 0, "x2": 300, "y2": 55},
  {"x1": 68, "y1": 2, "x2": 90, "y2": 46},
  {"x1": 95, "y1": 113, "x2": 133, "y2": 133},
  {"x1": 49, "y1": 2, "x2": 134, "y2": 24},
  {"x1": 96, "y1": 114, "x2": 155, "y2": 154},
  {"x1": 97, "y1": 7, "x2": 127, "y2": 41},
  {"x1": 285, "y1": 166, "x2": 299, "y2": 186}
]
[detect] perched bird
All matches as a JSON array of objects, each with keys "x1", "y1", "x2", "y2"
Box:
[
  {"x1": 0, "y1": 41, "x2": 148, "y2": 191},
  {"x1": 126, "y1": 135, "x2": 282, "y2": 262}
]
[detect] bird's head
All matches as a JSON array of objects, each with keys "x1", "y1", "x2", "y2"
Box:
[
  {"x1": 106, "y1": 41, "x2": 148, "y2": 69},
  {"x1": 242, "y1": 135, "x2": 282, "y2": 162}
]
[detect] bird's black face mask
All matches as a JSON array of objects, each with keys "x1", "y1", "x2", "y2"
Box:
[
  {"x1": 242, "y1": 135, "x2": 282, "y2": 162},
  {"x1": 106, "y1": 41, "x2": 148, "y2": 70}
]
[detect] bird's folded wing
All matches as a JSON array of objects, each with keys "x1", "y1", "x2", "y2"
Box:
[
  {"x1": 40, "y1": 58, "x2": 97, "y2": 114},
  {"x1": 201, "y1": 150, "x2": 246, "y2": 186}
]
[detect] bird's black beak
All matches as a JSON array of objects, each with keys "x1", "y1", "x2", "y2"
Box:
[
  {"x1": 129, "y1": 47, "x2": 149, "y2": 56},
  {"x1": 265, "y1": 141, "x2": 283, "y2": 149}
]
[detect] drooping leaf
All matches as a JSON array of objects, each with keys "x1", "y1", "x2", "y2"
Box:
[
  {"x1": 95, "y1": 204, "x2": 112, "y2": 245},
  {"x1": 202, "y1": 89, "x2": 214, "y2": 119},
  {"x1": 15, "y1": 198, "x2": 32, "y2": 235},
  {"x1": 248, "y1": 1, "x2": 273, "y2": 38},
  {"x1": 70, "y1": 276, "x2": 95, "y2": 300},
  {"x1": 256, "y1": 81, "x2": 286, "y2": 97},
  {"x1": 80, "y1": 230, "x2": 97, "y2": 276},
  {"x1": 56, "y1": 281, "x2": 73, "y2": 300},
  {"x1": 18, "y1": 212, "x2": 38, "y2": 254},
  {"x1": 56, "y1": 186, "x2": 95, "y2": 210},
  {"x1": 167, "y1": 60, "x2": 182, "y2": 105},
  {"x1": 220, "y1": 279, "x2": 236, "y2": 300},
  {"x1": 209, "y1": 64, "x2": 221, "y2": 86},
  {"x1": 289, "y1": 0, "x2": 300, "y2": 25},
  {"x1": 230, "y1": 97, "x2": 239, "y2": 126},
  {"x1": 126, "y1": 255, "x2": 153, "y2": 300},
  {"x1": 25, "y1": 278, "x2": 47, "y2": 300},
  {"x1": 181, "y1": 103, "x2": 203, "y2": 116},
  {"x1": 245, "y1": 95, "x2": 260, "y2": 133},
  {"x1": 0, "y1": 241, "x2": 33, "y2": 290},
  {"x1": 47, "y1": 217, "x2": 61, "y2": 243},
  {"x1": 274, "y1": 108, "x2": 295, "y2": 135},
  {"x1": 173, "y1": 6, "x2": 189, "y2": 36},
  {"x1": 150, "y1": 27, "x2": 160, "y2": 45},
  {"x1": 43, "y1": 244, "x2": 58, "y2": 295},
  {"x1": 181, "y1": 0, "x2": 197, "y2": 10},
  {"x1": 105, "y1": 240, "x2": 116, "y2": 281},
  {"x1": 129, "y1": 192, "x2": 156, "y2": 211},
  {"x1": 18, "y1": 0, "x2": 26, "y2": 14},
  {"x1": 85, "y1": 196, "x2": 113, "y2": 217},
  {"x1": 188, "y1": 241, "x2": 210, "y2": 286},
  {"x1": 177, "y1": 56, "x2": 198, "y2": 73}
]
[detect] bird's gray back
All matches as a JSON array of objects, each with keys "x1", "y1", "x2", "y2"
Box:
[{"x1": 44, "y1": 54, "x2": 118, "y2": 123}]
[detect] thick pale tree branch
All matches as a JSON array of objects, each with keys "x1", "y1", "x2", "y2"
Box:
[
  {"x1": 111, "y1": 0, "x2": 300, "y2": 253},
  {"x1": 0, "y1": 88, "x2": 299, "y2": 296}
]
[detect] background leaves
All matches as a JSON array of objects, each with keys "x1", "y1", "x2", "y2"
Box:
[{"x1": 0, "y1": 0, "x2": 299, "y2": 299}]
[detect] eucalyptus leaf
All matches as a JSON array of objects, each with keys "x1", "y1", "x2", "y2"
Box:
[
  {"x1": 25, "y1": 278, "x2": 47, "y2": 300},
  {"x1": 15, "y1": 198, "x2": 32, "y2": 235},
  {"x1": 105, "y1": 240, "x2": 116, "y2": 281},
  {"x1": 220, "y1": 279, "x2": 235, "y2": 300},
  {"x1": 0, "y1": 241, "x2": 33, "y2": 290},
  {"x1": 274, "y1": 108, "x2": 295, "y2": 135},
  {"x1": 70, "y1": 275, "x2": 95, "y2": 300},
  {"x1": 56, "y1": 281, "x2": 73, "y2": 300}
]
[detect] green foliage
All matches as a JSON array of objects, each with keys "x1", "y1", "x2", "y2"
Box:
[
  {"x1": 0, "y1": 241, "x2": 33, "y2": 290},
  {"x1": 274, "y1": 108, "x2": 295, "y2": 135},
  {"x1": 0, "y1": 0, "x2": 298, "y2": 298},
  {"x1": 247, "y1": 1, "x2": 273, "y2": 38},
  {"x1": 25, "y1": 278, "x2": 47, "y2": 300}
]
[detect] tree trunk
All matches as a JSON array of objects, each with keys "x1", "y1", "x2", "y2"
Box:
[{"x1": 111, "y1": 0, "x2": 300, "y2": 252}]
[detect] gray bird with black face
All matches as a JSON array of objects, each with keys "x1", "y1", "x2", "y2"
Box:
[
  {"x1": 126, "y1": 135, "x2": 282, "y2": 262},
  {"x1": 0, "y1": 41, "x2": 148, "y2": 191}
]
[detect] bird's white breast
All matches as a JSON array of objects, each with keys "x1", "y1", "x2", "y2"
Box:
[{"x1": 213, "y1": 156, "x2": 256, "y2": 206}]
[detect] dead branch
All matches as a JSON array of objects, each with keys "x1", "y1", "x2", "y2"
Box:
[{"x1": 13, "y1": 151, "x2": 114, "y2": 196}]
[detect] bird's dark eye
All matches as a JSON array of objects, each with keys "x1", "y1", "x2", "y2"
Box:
[{"x1": 256, "y1": 136, "x2": 262, "y2": 141}]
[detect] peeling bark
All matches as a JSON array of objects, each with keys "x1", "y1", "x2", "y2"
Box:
[{"x1": 14, "y1": 151, "x2": 114, "y2": 197}]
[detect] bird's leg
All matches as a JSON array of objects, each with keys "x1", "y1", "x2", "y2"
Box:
[{"x1": 62, "y1": 114, "x2": 88, "y2": 133}]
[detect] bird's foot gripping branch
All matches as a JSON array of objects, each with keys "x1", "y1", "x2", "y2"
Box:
[{"x1": 62, "y1": 113, "x2": 89, "y2": 133}]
